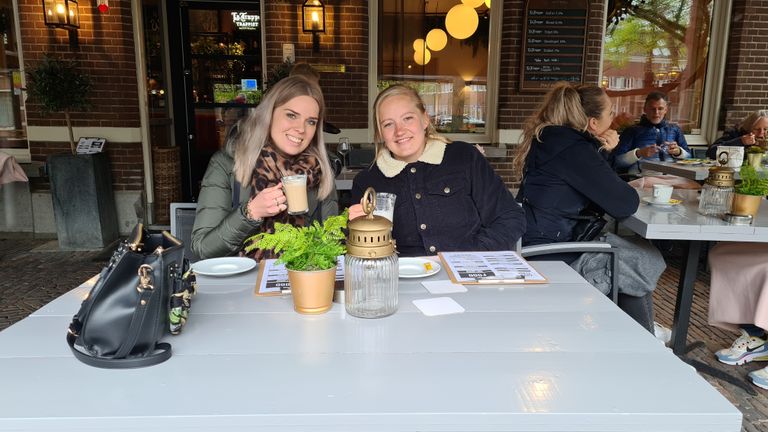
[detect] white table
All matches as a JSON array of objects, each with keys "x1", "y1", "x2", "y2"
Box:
[
  {"x1": 0, "y1": 260, "x2": 741, "y2": 431},
  {"x1": 334, "y1": 168, "x2": 361, "y2": 191},
  {"x1": 623, "y1": 189, "x2": 768, "y2": 355},
  {"x1": 639, "y1": 160, "x2": 742, "y2": 181}
]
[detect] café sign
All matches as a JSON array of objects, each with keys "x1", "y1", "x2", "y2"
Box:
[{"x1": 232, "y1": 12, "x2": 260, "y2": 30}]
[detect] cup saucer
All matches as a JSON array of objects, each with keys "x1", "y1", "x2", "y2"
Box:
[{"x1": 642, "y1": 196, "x2": 681, "y2": 207}]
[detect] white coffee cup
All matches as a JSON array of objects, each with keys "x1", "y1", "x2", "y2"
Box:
[
  {"x1": 718, "y1": 146, "x2": 744, "y2": 170},
  {"x1": 652, "y1": 184, "x2": 674, "y2": 203}
]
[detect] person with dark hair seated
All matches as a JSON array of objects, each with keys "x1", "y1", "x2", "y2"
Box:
[{"x1": 614, "y1": 92, "x2": 691, "y2": 175}]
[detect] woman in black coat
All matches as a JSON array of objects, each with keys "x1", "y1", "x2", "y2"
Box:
[{"x1": 515, "y1": 82, "x2": 660, "y2": 333}]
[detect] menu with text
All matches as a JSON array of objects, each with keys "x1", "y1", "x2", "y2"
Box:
[{"x1": 438, "y1": 251, "x2": 547, "y2": 284}]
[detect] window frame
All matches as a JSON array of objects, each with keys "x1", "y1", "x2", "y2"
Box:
[
  {"x1": 368, "y1": 0, "x2": 502, "y2": 144},
  {"x1": 3, "y1": 0, "x2": 30, "y2": 162}
]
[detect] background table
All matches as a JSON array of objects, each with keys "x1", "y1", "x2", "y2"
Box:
[
  {"x1": 639, "y1": 160, "x2": 743, "y2": 181},
  {"x1": 0, "y1": 260, "x2": 741, "y2": 431},
  {"x1": 623, "y1": 189, "x2": 768, "y2": 355}
]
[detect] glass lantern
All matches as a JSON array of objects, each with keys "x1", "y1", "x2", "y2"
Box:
[
  {"x1": 345, "y1": 188, "x2": 398, "y2": 318},
  {"x1": 698, "y1": 151, "x2": 735, "y2": 217}
]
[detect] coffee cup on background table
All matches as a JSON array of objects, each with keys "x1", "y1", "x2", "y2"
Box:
[
  {"x1": 282, "y1": 174, "x2": 309, "y2": 215},
  {"x1": 718, "y1": 146, "x2": 744, "y2": 170},
  {"x1": 652, "y1": 184, "x2": 674, "y2": 203}
]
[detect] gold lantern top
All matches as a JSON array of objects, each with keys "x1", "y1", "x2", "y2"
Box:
[
  {"x1": 705, "y1": 151, "x2": 736, "y2": 188},
  {"x1": 347, "y1": 188, "x2": 395, "y2": 258}
]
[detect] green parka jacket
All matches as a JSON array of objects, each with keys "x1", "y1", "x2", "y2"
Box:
[{"x1": 191, "y1": 150, "x2": 339, "y2": 260}]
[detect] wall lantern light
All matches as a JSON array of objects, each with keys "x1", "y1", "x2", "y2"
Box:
[
  {"x1": 42, "y1": 0, "x2": 80, "y2": 30},
  {"x1": 302, "y1": 0, "x2": 325, "y2": 53}
]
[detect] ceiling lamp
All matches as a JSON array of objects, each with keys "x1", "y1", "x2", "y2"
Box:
[
  {"x1": 426, "y1": 29, "x2": 447, "y2": 51},
  {"x1": 413, "y1": 38, "x2": 426, "y2": 53},
  {"x1": 445, "y1": 4, "x2": 478, "y2": 40},
  {"x1": 462, "y1": 0, "x2": 485, "y2": 8},
  {"x1": 485, "y1": 0, "x2": 491, "y2": 8},
  {"x1": 414, "y1": 48, "x2": 431, "y2": 66}
]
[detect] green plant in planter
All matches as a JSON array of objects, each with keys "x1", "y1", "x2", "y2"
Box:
[
  {"x1": 735, "y1": 165, "x2": 768, "y2": 196},
  {"x1": 26, "y1": 55, "x2": 92, "y2": 155},
  {"x1": 747, "y1": 145, "x2": 765, "y2": 154},
  {"x1": 244, "y1": 209, "x2": 348, "y2": 271}
]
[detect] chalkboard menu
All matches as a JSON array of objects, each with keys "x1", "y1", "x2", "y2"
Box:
[{"x1": 520, "y1": 0, "x2": 588, "y2": 91}]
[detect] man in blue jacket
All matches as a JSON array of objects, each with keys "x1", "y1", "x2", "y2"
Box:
[{"x1": 614, "y1": 92, "x2": 691, "y2": 175}]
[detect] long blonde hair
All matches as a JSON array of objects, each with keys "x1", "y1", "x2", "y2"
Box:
[
  {"x1": 740, "y1": 109, "x2": 768, "y2": 132},
  {"x1": 233, "y1": 75, "x2": 334, "y2": 200},
  {"x1": 372, "y1": 84, "x2": 449, "y2": 161},
  {"x1": 512, "y1": 82, "x2": 607, "y2": 175}
]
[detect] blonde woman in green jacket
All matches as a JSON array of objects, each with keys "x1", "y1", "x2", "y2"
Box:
[{"x1": 191, "y1": 76, "x2": 338, "y2": 260}]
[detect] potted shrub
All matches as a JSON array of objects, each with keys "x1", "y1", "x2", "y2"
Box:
[
  {"x1": 26, "y1": 54, "x2": 118, "y2": 249},
  {"x1": 731, "y1": 165, "x2": 768, "y2": 218},
  {"x1": 245, "y1": 210, "x2": 348, "y2": 314}
]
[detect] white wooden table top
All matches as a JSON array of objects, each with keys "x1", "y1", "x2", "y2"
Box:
[
  {"x1": 639, "y1": 160, "x2": 715, "y2": 181},
  {"x1": 624, "y1": 189, "x2": 768, "y2": 241},
  {"x1": 0, "y1": 260, "x2": 741, "y2": 431}
]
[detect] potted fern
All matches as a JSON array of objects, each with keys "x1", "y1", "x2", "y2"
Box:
[
  {"x1": 245, "y1": 210, "x2": 348, "y2": 314},
  {"x1": 732, "y1": 165, "x2": 768, "y2": 218}
]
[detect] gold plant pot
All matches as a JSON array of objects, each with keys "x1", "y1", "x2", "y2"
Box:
[
  {"x1": 747, "y1": 153, "x2": 765, "y2": 170},
  {"x1": 731, "y1": 193, "x2": 763, "y2": 219},
  {"x1": 287, "y1": 268, "x2": 336, "y2": 314}
]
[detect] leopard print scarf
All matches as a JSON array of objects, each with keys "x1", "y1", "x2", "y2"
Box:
[{"x1": 243, "y1": 143, "x2": 321, "y2": 260}]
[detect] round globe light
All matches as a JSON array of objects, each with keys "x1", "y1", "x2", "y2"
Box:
[
  {"x1": 462, "y1": 0, "x2": 485, "y2": 8},
  {"x1": 414, "y1": 48, "x2": 431, "y2": 66},
  {"x1": 426, "y1": 29, "x2": 448, "y2": 51},
  {"x1": 413, "y1": 38, "x2": 426, "y2": 53},
  {"x1": 445, "y1": 4, "x2": 479, "y2": 40},
  {"x1": 485, "y1": 0, "x2": 491, "y2": 8}
]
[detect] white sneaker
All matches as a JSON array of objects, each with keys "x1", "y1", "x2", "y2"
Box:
[
  {"x1": 715, "y1": 330, "x2": 768, "y2": 366},
  {"x1": 654, "y1": 322, "x2": 672, "y2": 345}
]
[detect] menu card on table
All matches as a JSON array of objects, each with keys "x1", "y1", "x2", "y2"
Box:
[
  {"x1": 438, "y1": 251, "x2": 547, "y2": 284},
  {"x1": 254, "y1": 257, "x2": 345, "y2": 296}
]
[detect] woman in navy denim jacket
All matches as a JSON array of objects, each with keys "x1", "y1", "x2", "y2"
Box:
[{"x1": 350, "y1": 85, "x2": 525, "y2": 257}]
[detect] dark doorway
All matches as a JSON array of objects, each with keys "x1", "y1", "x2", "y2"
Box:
[{"x1": 167, "y1": 0, "x2": 264, "y2": 201}]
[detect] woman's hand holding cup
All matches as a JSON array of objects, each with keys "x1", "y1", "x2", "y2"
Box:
[
  {"x1": 247, "y1": 183, "x2": 286, "y2": 220},
  {"x1": 348, "y1": 203, "x2": 365, "y2": 220}
]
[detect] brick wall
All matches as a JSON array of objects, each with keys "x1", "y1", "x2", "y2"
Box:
[
  {"x1": 497, "y1": 0, "x2": 605, "y2": 130},
  {"x1": 19, "y1": 0, "x2": 144, "y2": 191},
  {"x1": 720, "y1": 0, "x2": 768, "y2": 129},
  {"x1": 264, "y1": 1, "x2": 369, "y2": 129}
]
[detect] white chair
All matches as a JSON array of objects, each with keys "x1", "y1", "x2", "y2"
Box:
[
  {"x1": 170, "y1": 203, "x2": 199, "y2": 263},
  {"x1": 521, "y1": 241, "x2": 619, "y2": 304}
]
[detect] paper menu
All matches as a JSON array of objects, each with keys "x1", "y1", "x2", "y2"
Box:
[
  {"x1": 438, "y1": 251, "x2": 547, "y2": 284},
  {"x1": 255, "y1": 257, "x2": 345, "y2": 296}
]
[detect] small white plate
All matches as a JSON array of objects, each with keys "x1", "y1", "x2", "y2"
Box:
[
  {"x1": 192, "y1": 257, "x2": 257, "y2": 277},
  {"x1": 642, "y1": 196, "x2": 682, "y2": 207},
  {"x1": 399, "y1": 258, "x2": 441, "y2": 278}
]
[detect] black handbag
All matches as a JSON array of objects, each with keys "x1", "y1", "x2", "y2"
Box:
[
  {"x1": 66, "y1": 224, "x2": 195, "y2": 369},
  {"x1": 571, "y1": 208, "x2": 608, "y2": 242}
]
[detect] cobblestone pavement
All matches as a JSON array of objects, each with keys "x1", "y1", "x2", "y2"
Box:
[{"x1": 0, "y1": 237, "x2": 767, "y2": 430}]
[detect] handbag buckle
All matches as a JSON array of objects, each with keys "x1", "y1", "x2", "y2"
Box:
[{"x1": 136, "y1": 264, "x2": 154, "y2": 293}]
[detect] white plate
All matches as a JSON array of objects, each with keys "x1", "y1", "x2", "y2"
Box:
[
  {"x1": 641, "y1": 196, "x2": 682, "y2": 207},
  {"x1": 192, "y1": 257, "x2": 257, "y2": 277},
  {"x1": 399, "y1": 258, "x2": 441, "y2": 278}
]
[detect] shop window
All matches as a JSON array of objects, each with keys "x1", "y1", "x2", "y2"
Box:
[
  {"x1": 376, "y1": 0, "x2": 494, "y2": 140},
  {"x1": 0, "y1": 0, "x2": 29, "y2": 158},
  {"x1": 602, "y1": 0, "x2": 713, "y2": 135}
]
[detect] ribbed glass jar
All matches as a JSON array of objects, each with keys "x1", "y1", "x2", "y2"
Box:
[
  {"x1": 698, "y1": 183, "x2": 734, "y2": 217},
  {"x1": 344, "y1": 254, "x2": 398, "y2": 318}
]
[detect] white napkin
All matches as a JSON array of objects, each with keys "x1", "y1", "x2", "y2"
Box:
[
  {"x1": 412, "y1": 297, "x2": 465, "y2": 317},
  {"x1": 421, "y1": 280, "x2": 467, "y2": 294}
]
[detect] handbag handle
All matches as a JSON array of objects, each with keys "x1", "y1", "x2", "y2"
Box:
[{"x1": 66, "y1": 332, "x2": 171, "y2": 369}]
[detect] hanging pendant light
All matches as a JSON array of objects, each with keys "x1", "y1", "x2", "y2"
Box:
[
  {"x1": 462, "y1": 0, "x2": 485, "y2": 8},
  {"x1": 426, "y1": 29, "x2": 447, "y2": 51},
  {"x1": 414, "y1": 48, "x2": 431, "y2": 66},
  {"x1": 445, "y1": 4, "x2": 478, "y2": 40}
]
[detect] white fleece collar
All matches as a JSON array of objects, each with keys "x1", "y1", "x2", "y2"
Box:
[{"x1": 375, "y1": 139, "x2": 447, "y2": 178}]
